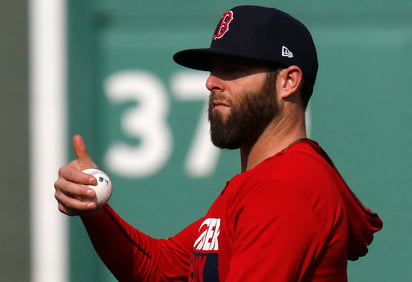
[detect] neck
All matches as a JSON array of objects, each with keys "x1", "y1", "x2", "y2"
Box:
[{"x1": 240, "y1": 109, "x2": 307, "y2": 172}]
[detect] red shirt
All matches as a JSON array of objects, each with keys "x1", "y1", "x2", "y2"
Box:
[{"x1": 82, "y1": 139, "x2": 382, "y2": 281}]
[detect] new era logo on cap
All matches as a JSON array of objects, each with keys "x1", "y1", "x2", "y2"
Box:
[{"x1": 282, "y1": 46, "x2": 294, "y2": 58}]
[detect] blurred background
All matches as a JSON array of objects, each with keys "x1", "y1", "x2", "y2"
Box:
[
  {"x1": 0, "y1": 0, "x2": 29, "y2": 281},
  {"x1": 1, "y1": 0, "x2": 411, "y2": 281}
]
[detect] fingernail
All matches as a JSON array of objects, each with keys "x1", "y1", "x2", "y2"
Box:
[
  {"x1": 87, "y1": 189, "x2": 94, "y2": 196},
  {"x1": 87, "y1": 203, "x2": 94, "y2": 208},
  {"x1": 89, "y1": 178, "x2": 96, "y2": 184}
]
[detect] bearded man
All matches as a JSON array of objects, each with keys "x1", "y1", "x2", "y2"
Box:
[{"x1": 54, "y1": 5, "x2": 382, "y2": 281}]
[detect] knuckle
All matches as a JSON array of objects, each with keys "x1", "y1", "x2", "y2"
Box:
[
  {"x1": 58, "y1": 202, "x2": 70, "y2": 216},
  {"x1": 58, "y1": 167, "x2": 65, "y2": 177},
  {"x1": 54, "y1": 179, "x2": 62, "y2": 190}
]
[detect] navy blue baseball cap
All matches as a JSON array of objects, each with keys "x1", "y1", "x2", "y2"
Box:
[{"x1": 173, "y1": 5, "x2": 318, "y2": 83}]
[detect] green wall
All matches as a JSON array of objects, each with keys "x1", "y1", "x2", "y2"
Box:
[{"x1": 68, "y1": 1, "x2": 412, "y2": 281}]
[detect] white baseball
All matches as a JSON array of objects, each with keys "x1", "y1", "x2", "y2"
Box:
[{"x1": 82, "y1": 168, "x2": 112, "y2": 207}]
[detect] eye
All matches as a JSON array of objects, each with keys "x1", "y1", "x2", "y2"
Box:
[
  {"x1": 229, "y1": 66, "x2": 249, "y2": 76},
  {"x1": 213, "y1": 65, "x2": 251, "y2": 80}
]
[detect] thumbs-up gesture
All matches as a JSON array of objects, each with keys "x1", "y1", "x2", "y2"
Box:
[{"x1": 54, "y1": 135, "x2": 101, "y2": 216}]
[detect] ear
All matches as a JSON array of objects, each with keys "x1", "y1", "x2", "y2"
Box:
[{"x1": 277, "y1": 65, "x2": 303, "y2": 99}]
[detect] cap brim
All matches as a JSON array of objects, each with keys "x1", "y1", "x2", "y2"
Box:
[
  {"x1": 173, "y1": 48, "x2": 228, "y2": 71},
  {"x1": 173, "y1": 48, "x2": 284, "y2": 71}
]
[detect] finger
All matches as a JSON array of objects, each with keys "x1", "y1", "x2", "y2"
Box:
[
  {"x1": 58, "y1": 164, "x2": 97, "y2": 186},
  {"x1": 54, "y1": 183, "x2": 97, "y2": 213},
  {"x1": 57, "y1": 198, "x2": 93, "y2": 216},
  {"x1": 72, "y1": 135, "x2": 97, "y2": 170},
  {"x1": 55, "y1": 190, "x2": 96, "y2": 213},
  {"x1": 55, "y1": 176, "x2": 95, "y2": 199},
  {"x1": 56, "y1": 194, "x2": 97, "y2": 216}
]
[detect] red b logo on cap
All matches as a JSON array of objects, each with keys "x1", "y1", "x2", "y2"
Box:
[{"x1": 213, "y1": 11, "x2": 234, "y2": 40}]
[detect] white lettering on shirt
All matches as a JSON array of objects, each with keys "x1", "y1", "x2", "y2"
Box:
[{"x1": 193, "y1": 218, "x2": 221, "y2": 251}]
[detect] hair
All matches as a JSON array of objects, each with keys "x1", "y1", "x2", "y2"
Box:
[{"x1": 299, "y1": 77, "x2": 314, "y2": 109}]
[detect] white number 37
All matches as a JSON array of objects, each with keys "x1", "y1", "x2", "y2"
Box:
[{"x1": 103, "y1": 70, "x2": 220, "y2": 179}]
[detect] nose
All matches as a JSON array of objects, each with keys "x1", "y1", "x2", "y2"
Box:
[{"x1": 206, "y1": 73, "x2": 224, "y2": 92}]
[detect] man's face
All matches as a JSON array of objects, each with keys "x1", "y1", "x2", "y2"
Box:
[{"x1": 207, "y1": 60, "x2": 279, "y2": 149}]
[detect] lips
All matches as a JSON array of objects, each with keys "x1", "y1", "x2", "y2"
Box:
[
  {"x1": 213, "y1": 100, "x2": 230, "y2": 108},
  {"x1": 212, "y1": 101, "x2": 231, "y2": 112},
  {"x1": 209, "y1": 92, "x2": 231, "y2": 111}
]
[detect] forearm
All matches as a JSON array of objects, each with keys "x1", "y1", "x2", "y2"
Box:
[{"x1": 81, "y1": 205, "x2": 163, "y2": 281}]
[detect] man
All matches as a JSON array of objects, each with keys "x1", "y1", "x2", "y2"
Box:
[{"x1": 54, "y1": 5, "x2": 382, "y2": 281}]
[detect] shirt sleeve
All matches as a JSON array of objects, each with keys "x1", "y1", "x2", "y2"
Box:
[
  {"x1": 81, "y1": 205, "x2": 201, "y2": 281},
  {"x1": 226, "y1": 181, "x2": 325, "y2": 281}
]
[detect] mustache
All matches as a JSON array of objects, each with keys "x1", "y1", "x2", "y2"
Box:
[{"x1": 209, "y1": 92, "x2": 232, "y2": 107}]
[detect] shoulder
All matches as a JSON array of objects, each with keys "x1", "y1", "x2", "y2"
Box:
[
  {"x1": 225, "y1": 139, "x2": 344, "y2": 221},
  {"x1": 238, "y1": 140, "x2": 333, "y2": 191}
]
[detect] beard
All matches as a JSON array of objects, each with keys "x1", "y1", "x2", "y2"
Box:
[{"x1": 208, "y1": 73, "x2": 279, "y2": 149}]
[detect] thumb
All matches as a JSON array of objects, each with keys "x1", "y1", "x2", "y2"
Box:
[{"x1": 72, "y1": 135, "x2": 97, "y2": 170}]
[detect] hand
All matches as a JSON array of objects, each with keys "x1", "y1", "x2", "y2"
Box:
[{"x1": 54, "y1": 135, "x2": 101, "y2": 216}]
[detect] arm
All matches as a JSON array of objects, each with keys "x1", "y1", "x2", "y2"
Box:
[
  {"x1": 81, "y1": 205, "x2": 199, "y2": 281},
  {"x1": 226, "y1": 181, "x2": 324, "y2": 281},
  {"x1": 54, "y1": 135, "x2": 197, "y2": 281}
]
